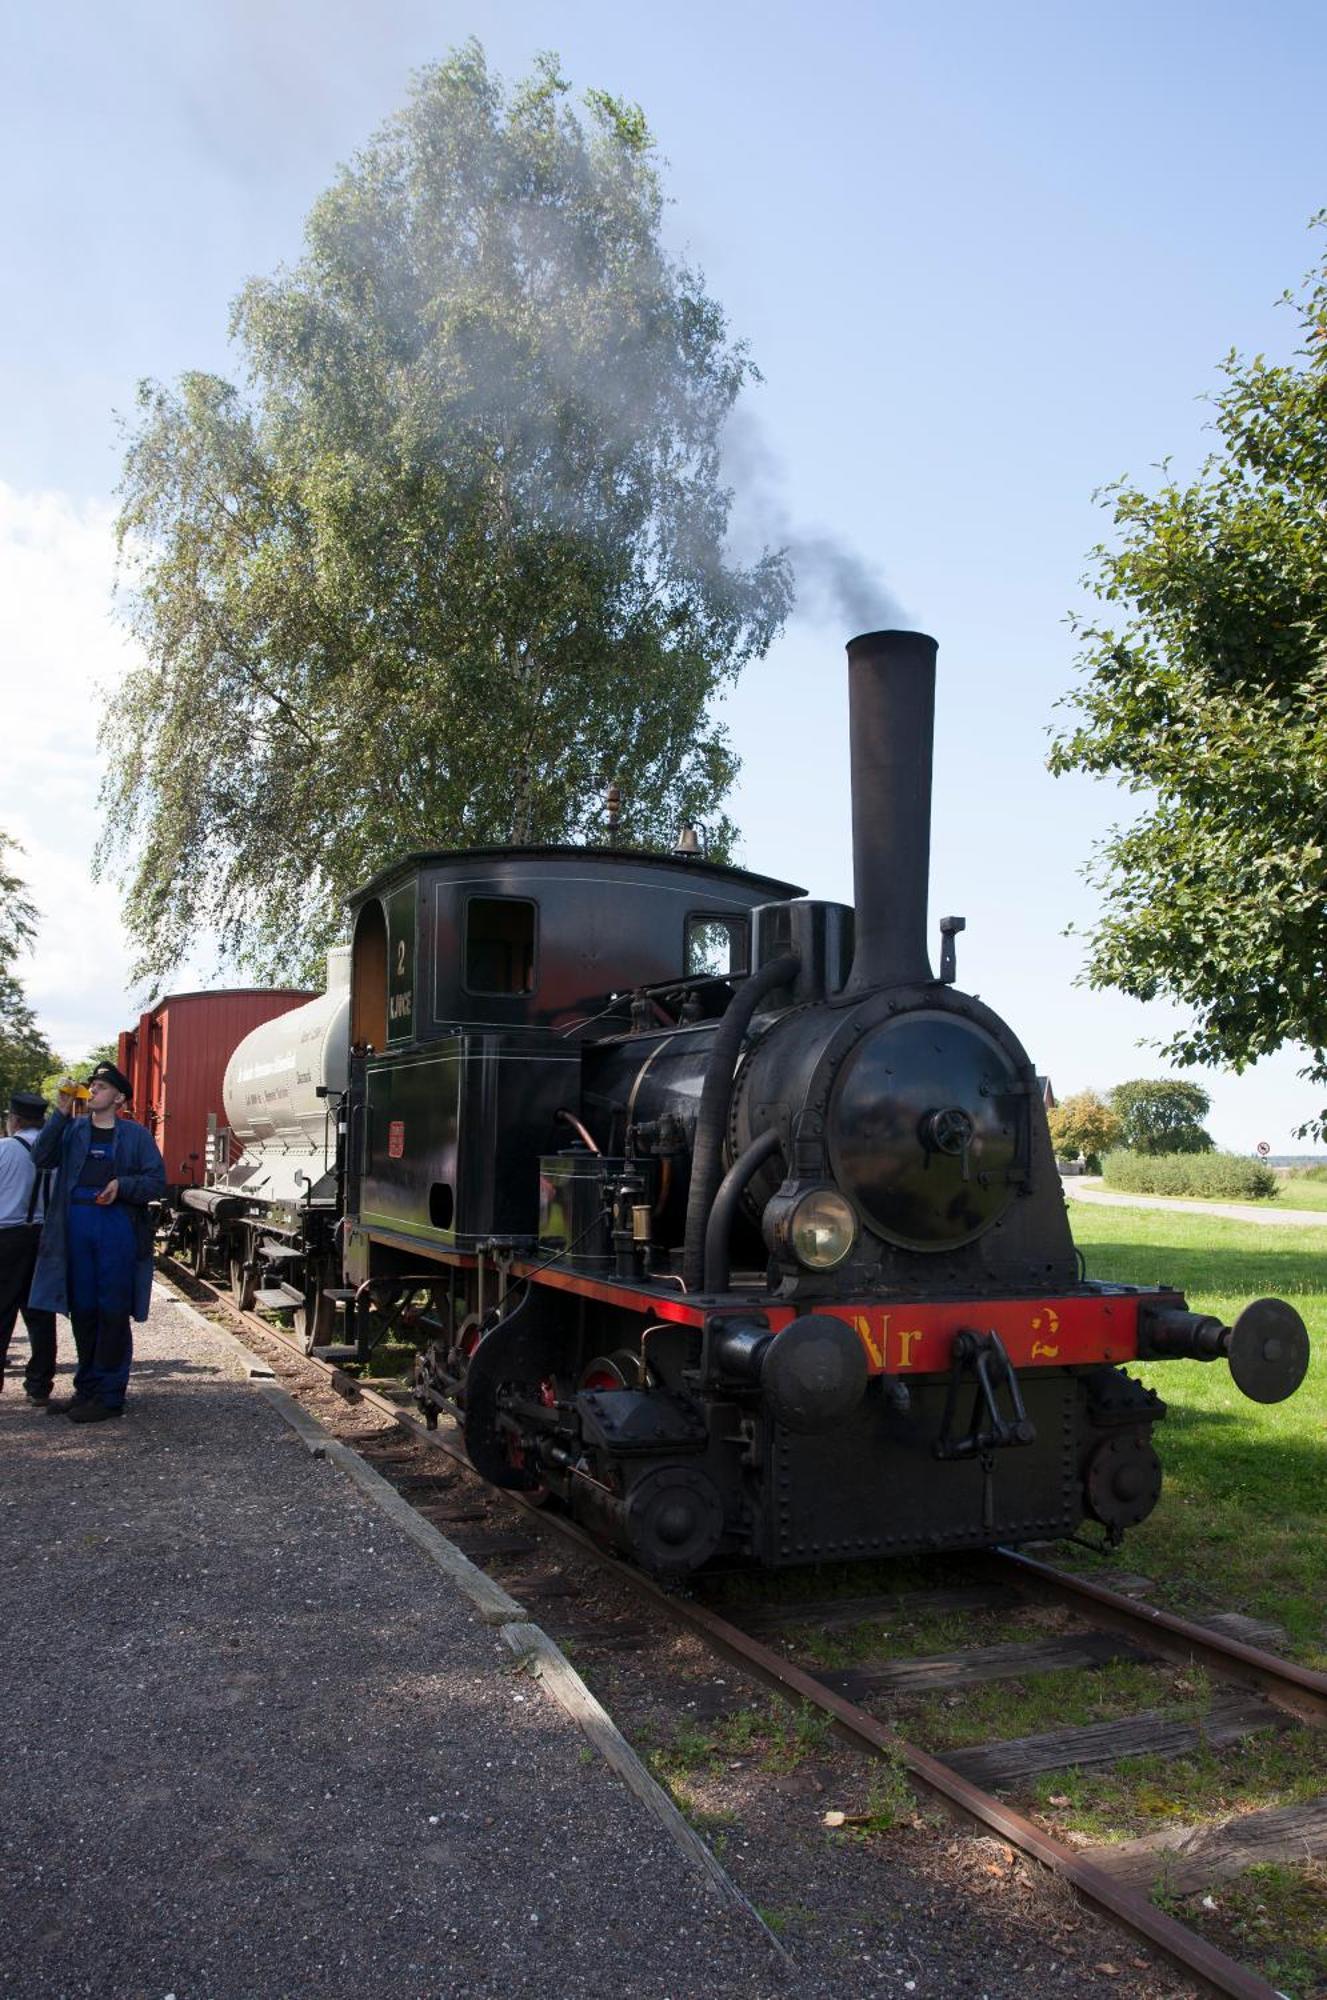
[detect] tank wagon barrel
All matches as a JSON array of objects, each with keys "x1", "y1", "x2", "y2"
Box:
[{"x1": 222, "y1": 949, "x2": 351, "y2": 1193}]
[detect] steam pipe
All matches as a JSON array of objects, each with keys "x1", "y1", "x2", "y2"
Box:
[
  {"x1": 681, "y1": 953, "x2": 800, "y2": 1292},
  {"x1": 843, "y1": 629, "x2": 937, "y2": 992},
  {"x1": 555, "y1": 1109, "x2": 601, "y2": 1155},
  {"x1": 703, "y1": 1127, "x2": 783, "y2": 1294}
]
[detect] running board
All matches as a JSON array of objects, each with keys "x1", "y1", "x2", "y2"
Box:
[{"x1": 254, "y1": 1283, "x2": 303, "y2": 1310}]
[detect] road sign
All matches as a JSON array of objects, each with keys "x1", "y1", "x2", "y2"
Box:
[{"x1": 1256, "y1": 1141, "x2": 1271, "y2": 1157}]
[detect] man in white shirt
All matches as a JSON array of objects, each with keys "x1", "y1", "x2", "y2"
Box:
[{"x1": 0, "y1": 1089, "x2": 59, "y2": 1401}]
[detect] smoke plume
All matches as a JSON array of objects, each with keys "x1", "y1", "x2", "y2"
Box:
[{"x1": 719, "y1": 408, "x2": 907, "y2": 636}]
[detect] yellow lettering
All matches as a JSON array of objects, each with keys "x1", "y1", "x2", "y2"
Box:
[
  {"x1": 1031, "y1": 1306, "x2": 1061, "y2": 1337},
  {"x1": 1031, "y1": 1340, "x2": 1060, "y2": 1360},
  {"x1": 896, "y1": 1327, "x2": 923, "y2": 1369},
  {"x1": 852, "y1": 1312, "x2": 884, "y2": 1369}
]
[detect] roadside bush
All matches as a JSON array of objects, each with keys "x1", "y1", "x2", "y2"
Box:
[{"x1": 1101, "y1": 1150, "x2": 1279, "y2": 1200}]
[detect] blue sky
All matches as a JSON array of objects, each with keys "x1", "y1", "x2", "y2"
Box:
[{"x1": 4, "y1": 0, "x2": 1327, "y2": 1149}]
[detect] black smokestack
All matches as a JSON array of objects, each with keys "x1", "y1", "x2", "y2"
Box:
[{"x1": 843, "y1": 629, "x2": 937, "y2": 992}]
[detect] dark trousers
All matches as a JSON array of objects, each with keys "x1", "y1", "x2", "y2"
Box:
[
  {"x1": 67, "y1": 1199, "x2": 135, "y2": 1409},
  {"x1": 0, "y1": 1223, "x2": 58, "y2": 1394}
]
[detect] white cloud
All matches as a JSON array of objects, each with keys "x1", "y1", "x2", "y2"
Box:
[{"x1": 1, "y1": 483, "x2": 148, "y2": 1058}]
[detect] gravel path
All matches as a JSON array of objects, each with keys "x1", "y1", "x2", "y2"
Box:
[
  {"x1": 0, "y1": 1292, "x2": 785, "y2": 2000},
  {"x1": 1064, "y1": 1178, "x2": 1327, "y2": 1228}
]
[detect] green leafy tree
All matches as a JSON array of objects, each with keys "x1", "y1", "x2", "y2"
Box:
[
  {"x1": 0, "y1": 1014, "x2": 58, "y2": 1110},
  {"x1": 1047, "y1": 1088, "x2": 1123, "y2": 1172},
  {"x1": 39, "y1": 1045, "x2": 119, "y2": 1102},
  {"x1": 1109, "y1": 1077, "x2": 1214, "y2": 1154},
  {"x1": 0, "y1": 829, "x2": 37, "y2": 971},
  {"x1": 1050, "y1": 218, "x2": 1327, "y2": 1136},
  {"x1": 104, "y1": 44, "x2": 791, "y2": 985},
  {"x1": 0, "y1": 832, "x2": 59, "y2": 1104}
]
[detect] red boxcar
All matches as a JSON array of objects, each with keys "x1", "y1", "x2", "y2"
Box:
[{"x1": 117, "y1": 989, "x2": 315, "y2": 1188}]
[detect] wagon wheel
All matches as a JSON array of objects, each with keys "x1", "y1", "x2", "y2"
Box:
[
  {"x1": 189, "y1": 1228, "x2": 210, "y2": 1278},
  {"x1": 229, "y1": 1252, "x2": 256, "y2": 1313}
]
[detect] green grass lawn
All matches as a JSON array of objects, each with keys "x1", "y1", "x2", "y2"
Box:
[
  {"x1": 1274, "y1": 1177, "x2": 1327, "y2": 1212},
  {"x1": 1066, "y1": 1203, "x2": 1327, "y2": 1666},
  {"x1": 1049, "y1": 1205, "x2": 1327, "y2": 1993}
]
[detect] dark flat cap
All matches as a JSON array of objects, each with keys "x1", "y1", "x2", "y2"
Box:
[
  {"x1": 9, "y1": 1090, "x2": 47, "y2": 1119},
  {"x1": 89, "y1": 1061, "x2": 133, "y2": 1101}
]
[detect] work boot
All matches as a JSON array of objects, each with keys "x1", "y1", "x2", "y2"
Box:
[
  {"x1": 47, "y1": 1395, "x2": 92, "y2": 1416},
  {"x1": 23, "y1": 1383, "x2": 51, "y2": 1405},
  {"x1": 68, "y1": 1401, "x2": 122, "y2": 1424}
]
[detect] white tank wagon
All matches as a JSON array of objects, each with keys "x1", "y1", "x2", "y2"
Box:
[
  {"x1": 177, "y1": 951, "x2": 353, "y2": 1349},
  {"x1": 221, "y1": 948, "x2": 351, "y2": 1202}
]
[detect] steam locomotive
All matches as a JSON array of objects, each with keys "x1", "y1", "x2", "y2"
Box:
[
  {"x1": 327, "y1": 629, "x2": 1309, "y2": 1570},
  {"x1": 171, "y1": 630, "x2": 1311, "y2": 1574}
]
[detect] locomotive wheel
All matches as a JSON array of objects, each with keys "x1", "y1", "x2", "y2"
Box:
[
  {"x1": 510, "y1": 1377, "x2": 559, "y2": 1506},
  {"x1": 461, "y1": 1288, "x2": 573, "y2": 1492},
  {"x1": 229, "y1": 1253, "x2": 257, "y2": 1313},
  {"x1": 580, "y1": 1356, "x2": 628, "y2": 1391},
  {"x1": 450, "y1": 1314, "x2": 484, "y2": 1397}
]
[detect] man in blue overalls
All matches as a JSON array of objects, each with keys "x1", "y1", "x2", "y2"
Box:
[{"x1": 30, "y1": 1061, "x2": 165, "y2": 1423}]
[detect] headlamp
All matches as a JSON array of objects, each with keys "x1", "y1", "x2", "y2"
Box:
[{"x1": 788, "y1": 1187, "x2": 857, "y2": 1270}]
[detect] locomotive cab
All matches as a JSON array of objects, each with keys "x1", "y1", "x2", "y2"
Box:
[{"x1": 345, "y1": 848, "x2": 799, "y2": 1252}]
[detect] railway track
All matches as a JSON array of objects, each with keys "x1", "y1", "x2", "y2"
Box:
[{"x1": 165, "y1": 1260, "x2": 1326, "y2": 2000}]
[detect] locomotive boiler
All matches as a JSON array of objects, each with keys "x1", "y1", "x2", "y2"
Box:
[{"x1": 337, "y1": 630, "x2": 1310, "y2": 1573}]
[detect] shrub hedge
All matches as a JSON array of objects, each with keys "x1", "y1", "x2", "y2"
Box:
[{"x1": 1101, "y1": 1150, "x2": 1279, "y2": 1200}]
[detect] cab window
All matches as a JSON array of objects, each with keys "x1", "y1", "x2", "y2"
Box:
[
  {"x1": 465, "y1": 897, "x2": 537, "y2": 995},
  {"x1": 685, "y1": 914, "x2": 749, "y2": 978}
]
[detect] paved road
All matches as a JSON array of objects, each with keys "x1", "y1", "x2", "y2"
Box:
[{"x1": 1064, "y1": 1178, "x2": 1327, "y2": 1229}]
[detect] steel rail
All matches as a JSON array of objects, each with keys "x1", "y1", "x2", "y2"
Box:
[
  {"x1": 992, "y1": 1546, "x2": 1327, "y2": 1724},
  {"x1": 352, "y1": 1386, "x2": 1287, "y2": 1997},
  {"x1": 173, "y1": 1266, "x2": 1292, "y2": 2000}
]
